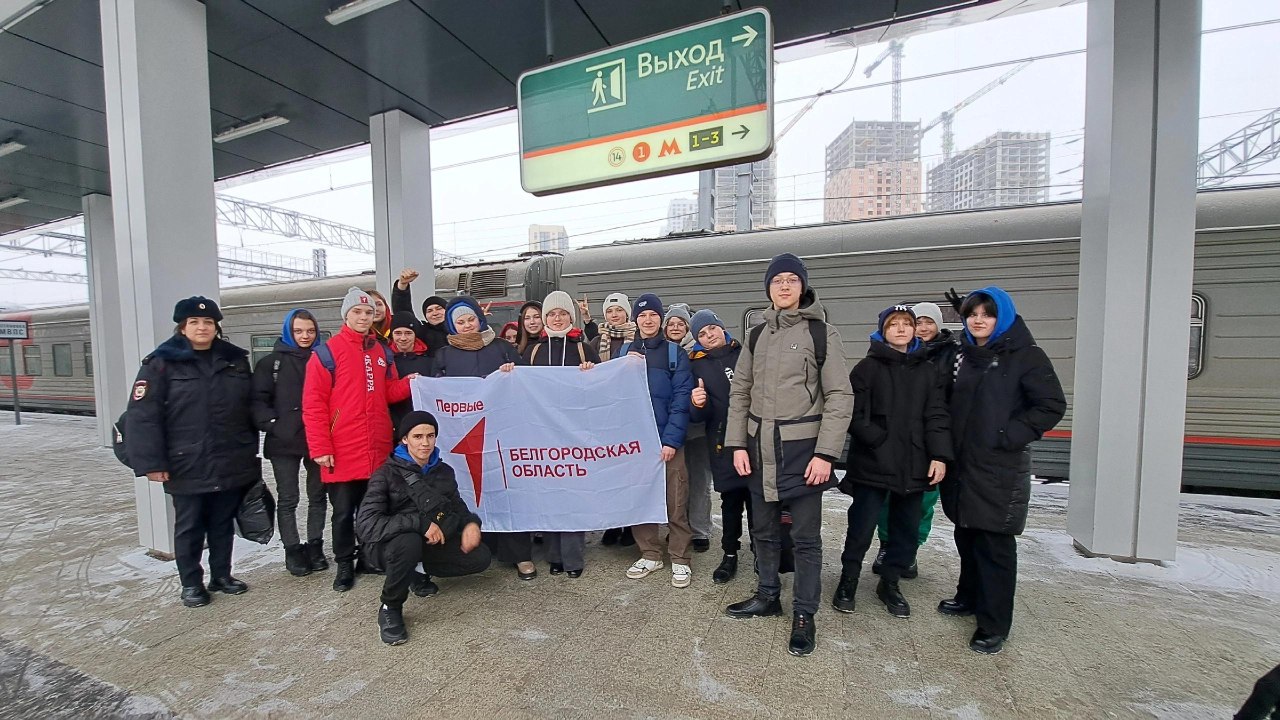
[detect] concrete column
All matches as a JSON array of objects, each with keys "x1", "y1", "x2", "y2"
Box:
[
  {"x1": 83, "y1": 194, "x2": 127, "y2": 448},
  {"x1": 1067, "y1": 0, "x2": 1201, "y2": 563},
  {"x1": 100, "y1": 0, "x2": 221, "y2": 554},
  {"x1": 371, "y1": 110, "x2": 435, "y2": 300}
]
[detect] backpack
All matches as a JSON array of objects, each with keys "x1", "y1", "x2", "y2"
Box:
[
  {"x1": 627, "y1": 338, "x2": 680, "y2": 372},
  {"x1": 112, "y1": 410, "x2": 131, "y2": 467},
  {"x1": 313, "y1": 341, "x2": 395, "y2": 385},
  {"x1": 748, "y1": 319, "x2": 828, "y2": 368},
  {"x1": 530, "y1": 341, "x2": 586, "y2": 366}
]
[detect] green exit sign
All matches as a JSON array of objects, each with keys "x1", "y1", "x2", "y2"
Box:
[{"x1": 517, "y1": 9, "x2": 774, "y2": 196}]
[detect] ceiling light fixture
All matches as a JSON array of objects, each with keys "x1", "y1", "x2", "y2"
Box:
[
  {"x1": 325, "y1": 0, "x2": 402, "y2": 26},
  {"x1": 0, "y1": 196, "x2": 29, "y2": 211},
  {"x1": 0, "y1": 141, "x2": 26, "y2": 157},
  {"x1": 212, "y1": 116, "x2": 290, "y2": 144}
]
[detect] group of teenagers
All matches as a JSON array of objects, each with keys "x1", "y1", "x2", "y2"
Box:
[{"x1": 123, "y1": 252, "x2": 1066, "y2": 657}]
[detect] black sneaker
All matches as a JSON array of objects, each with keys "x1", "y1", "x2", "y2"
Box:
[
  {"x1": 712, "y1": 554, "x2": 738, "y2": 584},
  {"x1": 181, "y1": 585, "x2": 211, "y2": 608},
  {"x1": 832, "y1": 573, "x2": 857, "y2": 613},
  {"x1": 410, "y1": 573, "x2": 439, "y2": 598},
  {"x1": 333, "y1": 562, "x2": 355, "y2": 592},
  {"x1": 378, "y1": 604, "x2": 408, "y2": 646},
  {"x1": 788, "y1": 612, "x2": 816, "y2": 657}
]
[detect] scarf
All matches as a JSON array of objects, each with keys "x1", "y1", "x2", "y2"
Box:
[
  {"x1": 447, "y1": 327, "x2": 496, "y2": 351},
  {"x1": 598, "y1": 322, "x2": 636, "y2": 358}
]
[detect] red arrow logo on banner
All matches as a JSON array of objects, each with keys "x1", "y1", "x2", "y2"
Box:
[{"x1": 450, "y1": 417, "x2": 487, "y2": 505}]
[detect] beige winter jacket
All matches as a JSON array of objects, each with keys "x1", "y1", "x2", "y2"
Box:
[{"x1": 725, "y1": 290, "x2": 853, "y2": 501}]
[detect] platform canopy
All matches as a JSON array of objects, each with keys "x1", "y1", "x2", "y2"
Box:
[{"x1": 0, "y1": 0, "x2": 1078, "y2": 235}]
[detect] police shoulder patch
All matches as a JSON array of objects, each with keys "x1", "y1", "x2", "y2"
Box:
[{"x1": 132, "y1": 380, "x2": 148, "y2": 400}]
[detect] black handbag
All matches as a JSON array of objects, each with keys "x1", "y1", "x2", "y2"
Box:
[{"x1": 235, "y1": 480, "x2": 276, "y2": 544}]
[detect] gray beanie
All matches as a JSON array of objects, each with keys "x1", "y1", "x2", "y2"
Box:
[
  {"x1": 665, "y1": 302, "x2": 691, "y2": 327},
  {"x1": 689, "y1": 309, "x2": 725, "y2": 339},
  {"x1": 340, "y1": 286, "x2": 375, "y2": 319},
  {"x1": 912, "y1": 302, "x2": 944, "y2": 327}
]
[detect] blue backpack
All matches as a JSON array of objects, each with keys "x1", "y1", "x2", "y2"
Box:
[{"x1": 312, "y1": 341, "x2": 395, "y2": 385}]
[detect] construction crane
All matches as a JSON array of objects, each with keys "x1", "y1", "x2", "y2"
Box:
[
  {"x1": 1196, "y1": 106, "x2": 1280, "y2": 188},
  {"x1": 920, "y1": 62, "x2": 1032, "y2": 160}
]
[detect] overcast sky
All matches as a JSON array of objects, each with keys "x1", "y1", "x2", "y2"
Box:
[{"x1": 2, "y1": 0, "x2": 1278, "y2": 308}]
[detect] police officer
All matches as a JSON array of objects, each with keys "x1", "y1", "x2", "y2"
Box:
[{"x1": 126, "y1": 297, "x2": 261, "y2": 608}]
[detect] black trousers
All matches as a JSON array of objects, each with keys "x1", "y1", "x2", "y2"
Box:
[
  {"x1": 270, "y1": 456, "x2": 326, "y2": 547},
  {"x1": 840, "y1": 484, "x2": 923, "y2": 583},
  {"x1": 751, "y1": 489, "x2": 823, "y2": 615},
  {"x1": 953, "y1": 525, "x2": 1019, "y2": 636},
  {"x1": 1236, "y1": 664, "x2": 1280, "y2": 720},
  {"x1": 172, "y1": 488, "x2": 243, "y2": 588},
  {"x1": 380, "y1": 532, "x2": 493, "y2": 607},
  {"x1": 327, "y1": 480, "x2": 368, "y2": 564},
  {"x1": 720, "y1": 488, "x2": 753, "y2": 554},
  {"x1": 484, "y1": 531, "x2": 533, "y2": 564}
]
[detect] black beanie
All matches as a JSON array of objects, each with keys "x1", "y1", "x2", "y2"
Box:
[
  {"x1": 422, "y1": 296, "x2": 448, "y2": 318},
  {"x1": 397, "y1": 410, "x2": 438, "y2": 441},
  {"x1": 764, "y1": 253, "x2": 808, "y2": 296},
  {"x1": 877, "y1": 304, "x2": 916, "y2": 334},
  {"x1": 173, "y1": 296, "x2": 222, "y2": 322},
  {"x1": 390, "y1": 311, "x2": 419, "y2": 332}
]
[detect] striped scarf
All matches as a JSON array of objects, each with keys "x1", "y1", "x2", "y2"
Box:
[{"x1": 598, "y1": 322, "x2": 636, "y2": 359}]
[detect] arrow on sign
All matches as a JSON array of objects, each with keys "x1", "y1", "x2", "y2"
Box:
[
  {"x1": 732, "y1": 25, "x2": 758, "y2": 48},
  {"x1": 732, "y1": 125, "x2": 750, "y2": 139}
]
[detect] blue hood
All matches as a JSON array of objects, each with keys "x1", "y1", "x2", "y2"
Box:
[
  {"x1": 963, "y1": 285, "x2": 1017, "y2": 345},
  {"x1": 394, "y1": 444, "x2": 441, "y2": 472},
  {"x1": 869, "y1": 331, "x2": 920, "y2": 354},
  {"x1": 445, "y1": 296, "x2": 489, "y2": 335},
  {"x1": 280, "y1": 308, "x2": 310, "y2": 348}
]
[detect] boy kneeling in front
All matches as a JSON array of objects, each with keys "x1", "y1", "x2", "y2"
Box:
[{"x1": 355, "y1": 411, "x2": 491, "y2": 645}]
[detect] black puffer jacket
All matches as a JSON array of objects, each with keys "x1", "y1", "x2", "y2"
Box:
[
  {"x1": 390, "y1": 340, "x2": 435, "y2": 432},
  {"x1": 432, "y1": 338, "x2": 524, "y2": 378},
  {"x1": 842, "y1": 341, "x2": 952, "y2": 496},
  {"x1": 126, "y1": 336, "x2": 260, "y2": 495},
  {"x1": 250, "y1": 340, "x2": 312, "y2": 459},
  {"x1": 390, "y1": 283, "x2": 448, "y2": 356},
  {"x1": 522, "y1": 331, "x2": 601, "y2": 367},
  {"x1": 354, "y1": 451, "x2": 481, "y2": 566},
  {"x1": 689, "y1": 340, "x2": 745, "y2": 493},
  {"x1": 923, "y1": 328, "x2": 961, "y2": 400},
  {"x1": 941, "y1": 317, "x2": 1066, "y2": 535}
]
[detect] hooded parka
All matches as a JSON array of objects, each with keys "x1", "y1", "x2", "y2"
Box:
[
  {"x1": 941, "y1": 287, "x2": 1066, "y2": 535},
  {"x1": 251, "y1": 310, "x2": 315, "y2": 459},
  {"x1": 843, "y1": 339, "x2": 952, "y2": 496},
  {"x1": 725, "y1": 289, "x2": 853, "y2": 502},
  {"x1": 625, "y1": 334, "x2": 694, "y2": 449},
  {"x1": 126, "y1": 336, "x2": 261, "y2": 495}
]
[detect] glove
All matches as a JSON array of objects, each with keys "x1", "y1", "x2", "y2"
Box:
[{"x1": 944, "y1": 287, "x2": 966, "y2": 314}]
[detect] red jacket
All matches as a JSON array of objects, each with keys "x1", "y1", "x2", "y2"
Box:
[{"x1": 303, "y1": 324, "x2": 412, "y2": 483}]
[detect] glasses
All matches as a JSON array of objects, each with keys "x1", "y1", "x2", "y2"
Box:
[{"x1": 769, "y1": 277, "x2": 802, "y2": 288}]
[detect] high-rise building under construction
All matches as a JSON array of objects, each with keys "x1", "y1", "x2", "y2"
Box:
[
  {"x1": 927, "y1": 131, "x2": 1051, "y2": 212},
  {"x1": 823, "y1": 120, "x2": 922, "y2": 221}
]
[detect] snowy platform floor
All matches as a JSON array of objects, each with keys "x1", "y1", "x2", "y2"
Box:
[{"x1": 0, "y1": 412, "x2": 1276, "y2": 719}]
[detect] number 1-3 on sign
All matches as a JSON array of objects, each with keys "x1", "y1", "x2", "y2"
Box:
[{"x1": 689, "y1": 126, "x2": 723, "y2": 151}]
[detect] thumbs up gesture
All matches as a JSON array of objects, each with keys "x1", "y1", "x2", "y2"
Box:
[{"x1": 691, "y1": 378, "x2": 707, "y2": 408}]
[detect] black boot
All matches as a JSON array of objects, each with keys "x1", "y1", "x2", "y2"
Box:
[
  {"x1": 692, "y1": 538, "x2": 711, "y2": 553},
  {"x1": 306, "y1": 539, "x2": 329, "y2": 572},
  {"x1": 618, "y1": 527, "x2": 635, "y2": 547},
  {"x1": 725, "y1": 594, "x2": 782, "y2": 619},
  {"x1": 871, "y1": 547, "x2": 887, "y2": 575},
  {"x1": 181, "y1": 585, "x2": 211, "y2": 608},
  {"x1": 712, "y1": 554, "x2": 738, "y2": 584},
  {"x1": 901, "y1": 560, "x2": 919, "y2": 579},
  {"x1": 378, "y1": 604, "x2": 408, "y2": 645},
  {"x1": 333, "y1": 561, "x2": 355, "y2": 592},
  {"x1": 937, "y1": 597, "x2": 974, "y2": 616},
  {"x1": 788, "y1": 611, "x2": 816, "y2": 657},
  {"x1": 208, "y1": 576, "x2": 248, "y2": 595},
  {"x1": 601, "y1": 528, "x2": 621, "y2": 546},
  {"x1": 284, "y1": 544, "x2": 312, "y2": 577},
  {"x1": 876, "y1": 578, "x2": 910, "y2": 618},
  {"x1": 832, "y1": 573, "x2": 858, "y2": 614},
  {"x1": 970, "y1": 629, "x2": 1006, "y2": 655}
]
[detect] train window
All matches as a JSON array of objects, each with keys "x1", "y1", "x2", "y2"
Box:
[
  {"x1": 743, "y1": 308, "x2": 768, "y2": 334},
  {"x1": 0, "y1": 347, "x2": 10, "y2": 375},
  {"x1": 909, "y1": 301, "x2": 965, "y2": 332},
  {"x1": 52, "y1": 343, "x2": 73, "y2": 377},
  {"x1": 250, "y1": 335, "x2": 276, "y2": 366},
  {"x1": 23, "y1": 345, "x2": 42, "y2": 376},
  {"x1": 84, "y1": 342, "x2": 93, "y2": 377},
  {"x1": 1188, "y1": 293, "x2": 1206, "y2": 380}
]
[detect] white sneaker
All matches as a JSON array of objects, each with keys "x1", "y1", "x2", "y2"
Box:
[
  {"x1": 626, "y1": 558, "x2": 663, "y2": 579},
  {"x1": 671, "y1": 563, "x2": 692, "y2": 588}
]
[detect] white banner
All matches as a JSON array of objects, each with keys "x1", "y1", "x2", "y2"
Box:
[{"x1": 409, "y1": 355, "x2": 667, "y2": 532}]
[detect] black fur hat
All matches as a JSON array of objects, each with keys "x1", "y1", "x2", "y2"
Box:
[{"x1": 173, "y1": 296, "x2": 222, "y2": 323}]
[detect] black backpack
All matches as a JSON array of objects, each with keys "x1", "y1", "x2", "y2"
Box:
[
  {"x1": 112, "y1": 410, "x2": 131, "y2": 467},
  {"x1": 747, "y1": 319, "x2": 828, "y2": 368}
]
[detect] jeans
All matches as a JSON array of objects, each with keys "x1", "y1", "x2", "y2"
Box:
[
  {"x1": 172, "y1": 488, "x2": 244, "y2": 588},
  {"x1": 684, "y1": 435, "x2": 713, "y2": 540},
  {"x1": 751, "y1": 489, "x2": 824, "y2": 615},
  {"x1": 269, "y1": 456, "x2": 326, "y2": 547},
  {"x1": 327, "y1": 480, "x2": 368, "y2": 564}
]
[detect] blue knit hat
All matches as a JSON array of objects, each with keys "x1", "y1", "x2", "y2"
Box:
[
  {"x1": 764, "y1": 253, "x2": 808, "y2": 296},
  {"x1": 632, "y1": 293, "x2": 663, "y2": 322},
  {"x1": 689, "y1": 309, "x2": 725, "y2": 339},
  {"x1": 878, "y1": 304, "x2": 916, "y2": 334}
]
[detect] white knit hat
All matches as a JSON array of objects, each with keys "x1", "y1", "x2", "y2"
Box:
[
  {"x1": 541, "y1": 291, "x2": 577, "y2": 338},
  {"x1": 912, "y1": 301, "x2": 944, "y2": 327},
  {"x1": 602, "y1": 292, "x2": 631, "y2": 318},
  {"x1": 340, "y1": 286, "x2": 374, "y2": 319}
]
